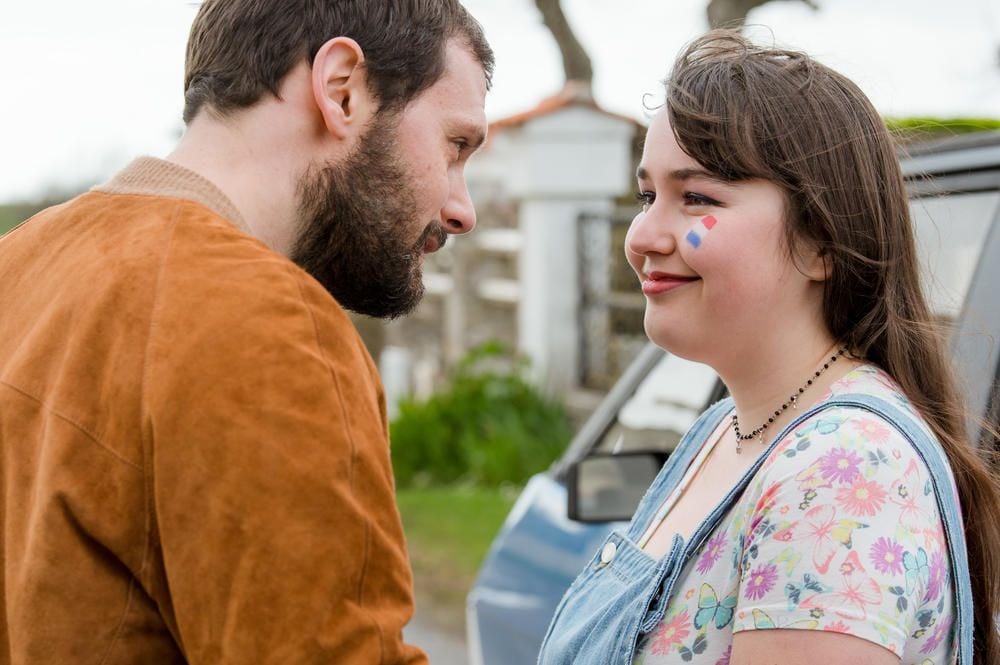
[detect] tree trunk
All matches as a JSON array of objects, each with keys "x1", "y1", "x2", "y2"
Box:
[
  {"x1": 534, "y1": 0, "x2": 593, "y2": 87},
  {"x1": 706, "y1": 0, "x2": 818, "y2": 30}
]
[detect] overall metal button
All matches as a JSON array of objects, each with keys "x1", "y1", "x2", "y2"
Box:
[{"x1": 600, "y1": 542, "x2": 618, "y2": 565}]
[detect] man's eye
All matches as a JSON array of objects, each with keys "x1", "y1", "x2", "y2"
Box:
[
  {"x1": 683, "y1": 192, "x2": 720, "y2": 206},
  {"x1": 635, "y1": 191, "x2": 655, "y2": 211}
]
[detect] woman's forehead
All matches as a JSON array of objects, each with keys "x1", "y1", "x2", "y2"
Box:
[{"x1": 639, "y1": 111, "x2": 705, "y2": 178}]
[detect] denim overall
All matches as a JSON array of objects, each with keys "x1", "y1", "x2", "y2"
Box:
[{"x1": 537, "y1": 394, "x2": 973, "y2": 665}]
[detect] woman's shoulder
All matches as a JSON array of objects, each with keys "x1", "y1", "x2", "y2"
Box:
[
  {"x1": 737, "y1": 365, "x2": 954, "y2": 545},
  {"x1": 761, "y1": 365, "x2": 937, "y2": 472},
  {"x1": 742, "y1": 364, "x2": 952, "y2": 527}
]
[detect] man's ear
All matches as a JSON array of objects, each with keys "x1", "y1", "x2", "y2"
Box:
[{"x1": 311, "y1": 37, "x2": 372, "y2": 139}]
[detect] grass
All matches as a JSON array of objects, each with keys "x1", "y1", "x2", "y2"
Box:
[{"x1": 396, "y1": 485, "x2": 517, "y2": 635}]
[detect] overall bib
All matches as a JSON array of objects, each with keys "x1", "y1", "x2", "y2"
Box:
[{"x1": 538, "y1": 394, "x2": 973, "y2": 664}]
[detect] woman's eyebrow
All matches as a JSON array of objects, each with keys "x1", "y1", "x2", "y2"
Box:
[
  {"x1": 635, "y1": 166, "x2": 731, "y2": 186},
  {"x1": 668, "y1": 167, "x2": 729, "y2": 184}
]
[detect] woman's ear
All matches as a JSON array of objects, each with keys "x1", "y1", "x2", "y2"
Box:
[
  {"x1": 310, "y1": 36, "x2": 373, "y2": 140},
  {"x1": 798, "y1": 243, "x2": 832, "y2": 282}
]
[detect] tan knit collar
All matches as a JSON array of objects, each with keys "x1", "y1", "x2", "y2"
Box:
[{"x1": 93, "y1": 157, "x2": 250, "y2": 234}]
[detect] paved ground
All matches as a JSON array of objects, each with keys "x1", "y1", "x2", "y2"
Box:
[{"x1": 404, "y1": 616, "x2": 467, "y2": 664}]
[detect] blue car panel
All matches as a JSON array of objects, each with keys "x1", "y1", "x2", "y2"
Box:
[{"x1": 466, "y1": 474, "x2": 620, "y2": 664}]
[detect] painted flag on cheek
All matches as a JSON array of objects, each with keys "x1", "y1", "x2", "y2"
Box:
[{"x1": 686, "y1": 215, "x2": 718, "y2": 249}]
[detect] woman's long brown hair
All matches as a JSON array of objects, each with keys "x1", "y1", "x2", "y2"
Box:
[{"x1": 664, "y1": 30, "x2": 1000, "y2": 662}]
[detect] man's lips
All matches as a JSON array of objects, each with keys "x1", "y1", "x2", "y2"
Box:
[
  {"x1": 641, "y1": 270, "x2": 700, "y2": 296},
  {"x1": 420, "y1": 225, "x2": 448, "y2": 255}
]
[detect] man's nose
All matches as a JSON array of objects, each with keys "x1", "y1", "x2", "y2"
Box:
[{"x1": 441, "y1": 173, "x2": 476, "y2": 234}]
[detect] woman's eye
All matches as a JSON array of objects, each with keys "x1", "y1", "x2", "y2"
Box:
[
  {"x1": 635, "y1": 191, "x2": 655, "y2": 211},
  {"x1": 683, "y1": 192, "x2": 720, "y2": 207}
]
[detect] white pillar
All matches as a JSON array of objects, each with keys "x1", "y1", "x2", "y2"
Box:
[
  {"x1": 379, "y1": 346, "x2": 412, "y2": 421},
  {"x1": 504, "y1": 105, "x2": 636, "y2": 397},
  {"x1": 519, "y1": 198, "x2": 614, "y2": 395}
]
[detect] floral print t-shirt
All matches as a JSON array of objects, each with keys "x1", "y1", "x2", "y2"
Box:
[{"x1": 634, "y1": 366, "x2": 956, "y2": 665}]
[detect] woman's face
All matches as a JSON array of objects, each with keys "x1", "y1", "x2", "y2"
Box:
[{"x1": 626, "y1": 109, "x2": 827, "y2": 368}]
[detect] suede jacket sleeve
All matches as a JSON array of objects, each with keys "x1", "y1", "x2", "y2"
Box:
[{"x1": 144, "y1": 206, "x2": 426, "y2": 665}]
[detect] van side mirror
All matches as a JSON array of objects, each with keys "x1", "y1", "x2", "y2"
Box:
[{"x1": 566, "y1": 451, "x2": 669, "y2": 523}]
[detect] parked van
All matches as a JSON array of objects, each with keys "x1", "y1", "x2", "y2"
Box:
[{"x1": 466, "y1": 131, "x2": 1000, "y2": 665}]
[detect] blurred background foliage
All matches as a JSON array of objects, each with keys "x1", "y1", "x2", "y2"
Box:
[
  {"x1": 390, "y1": 340, "x2": 572, "y2": 633},
  {"x1": 390, "y1": 341, "x2": 573, "y2": 488},
  {"x1": 887, "y1": 117, "x2": 1000, "y2": 143},
  {"x1": 1, "y1": 195, "x2": 67, "y2": 236}
]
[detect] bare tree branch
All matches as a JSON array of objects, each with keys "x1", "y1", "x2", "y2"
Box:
[
  {"x1": 706, "y1": 0, "x2": 819, "y2": 30},
  {"x1": 534, "y1": 0, "x2": 593, "y2": 88}
]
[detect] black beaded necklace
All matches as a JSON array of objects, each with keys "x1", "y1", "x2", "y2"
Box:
[{"x1": 732, "y1": 348, "x2": 847, "y2": 453}]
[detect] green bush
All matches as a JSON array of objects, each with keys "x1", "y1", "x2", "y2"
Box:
[{"x1": 390, "y1": 342, "x2": 573, "y2": 487}]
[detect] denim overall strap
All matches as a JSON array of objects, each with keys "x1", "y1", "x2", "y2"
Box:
[
  {"x1": 627, "y1": 398, "x2": 735, "y2": 542},
  {"x1": 826, "y1": 393, "x2": 974, "y2": 665},
  {"x1": 537, "y1": 400, "x2": 737, "y2": 665}
]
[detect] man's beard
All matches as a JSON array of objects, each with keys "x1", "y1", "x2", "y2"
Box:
[{"x1": 290, "y1": 114, "x2": 447, "y2": 319}]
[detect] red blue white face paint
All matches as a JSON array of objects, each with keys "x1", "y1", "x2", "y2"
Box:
[{"x1": 686, "y1": 215, "x2": 718, "y2": 249}]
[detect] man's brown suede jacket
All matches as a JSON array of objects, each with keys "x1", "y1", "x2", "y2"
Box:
[{"x1": 0, "y1": 158, "x2": 426, "y2": 664}]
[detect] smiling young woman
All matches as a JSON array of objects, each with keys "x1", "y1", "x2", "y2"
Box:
[{"x1": 536, "y1": 30, "x2": 1000, "y2": 665}]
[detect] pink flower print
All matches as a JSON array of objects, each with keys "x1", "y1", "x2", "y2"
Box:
[
  {"x1": 890, "y1": 460, "x2": 927, "y2": 532},
  {"x1": 753, "y1": 483, "x2": 781, "y2": 517},
  {"x1": 851, "y1": 417, "x2": 892, "y2": 443},
  {"x1": 795, "y1": 461, "x2": 834, "y2": 493},
  {"x1": 819, "y1": 447, "x2": 863, "y2": 485},
  {"x1": 744, "y1": 563, "x2": 779, "y2": 601},
  {"x1": 824, "y1": 620, "x2": 851, "y2": 633},
  {"x1": 836, "y1": 477, "x2": 888, "y2": 517},
  {"x1": 923, "y1": 524, "x2": 946, "y2": 553},
  {"x1": 772, "y1": 504, "x2": 865, "y2": 574},
  {"x1": 649, "y1": 610, "x2": 691, "y2": 655},
  {"x1": 870, "y1": 370, "x2": 902, "y2": 395},
  {"x1": 715, "y1": 645, "x2": 732, "y2": 665},
  {"x1": 920, "y1": 616, "x2": 952, "y2": 654},
  {"x1": 696, "y1": 531, "x2": 728, "y2": 574},
  {"x1": 869, "y1": 537, "x2": 905, "y2": 575},
  {"x1": 925, "y1": 552, "x2": 946, "y2": 602},
  {"x1": 802, "y1": 551, "x2": 882, "y2": 621}
]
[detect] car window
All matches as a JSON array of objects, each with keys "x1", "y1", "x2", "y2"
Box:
[
  {"x1": 588, "y1": 189, "x2": 1000, "y2": 457},
  {"x1": 591, "y1": 353, "x2": 717, "y2": 454},
  {"x1": 910, "y1": 191, "x2": 1000, "y2": 322}
]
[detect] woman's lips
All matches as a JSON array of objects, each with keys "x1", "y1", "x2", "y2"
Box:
[{"x1": 641, "y1": 271, "x2": 700, "y2": 296}]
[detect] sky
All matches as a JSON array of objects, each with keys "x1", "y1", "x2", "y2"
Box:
[{"x1": 1, "y1": 0, "x2": 998, "y2": 204}]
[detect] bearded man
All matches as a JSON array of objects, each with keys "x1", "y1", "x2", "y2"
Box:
[{"x1": 0, "y1": 1, "x2": 492, "y2": 663}]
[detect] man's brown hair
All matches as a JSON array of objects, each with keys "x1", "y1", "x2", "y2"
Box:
[{"x1": 183, "y1": 0, "x2": 494, "y2": 124}]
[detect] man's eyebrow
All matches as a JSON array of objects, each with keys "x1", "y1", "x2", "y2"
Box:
[{"x1": 456, "y1": 122, "x2": 487, "y2": 151}]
